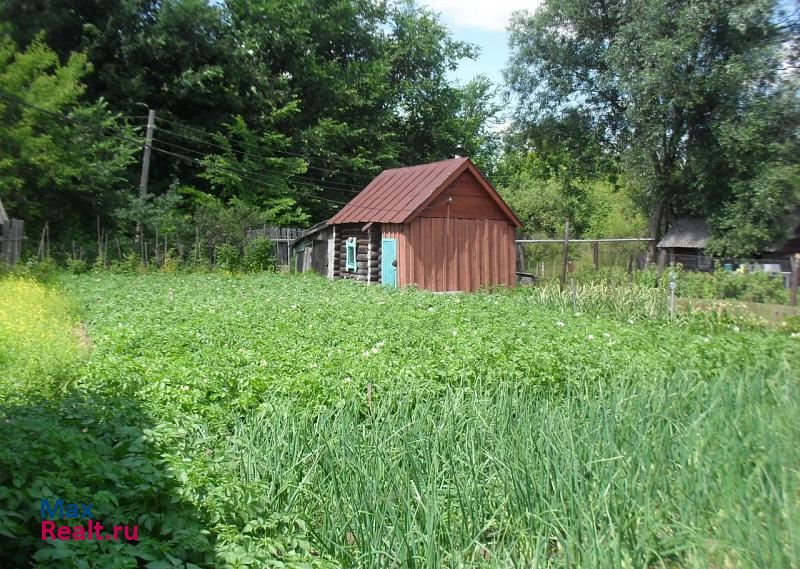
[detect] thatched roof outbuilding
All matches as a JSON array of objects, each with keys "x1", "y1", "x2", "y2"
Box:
[{"x1": 657, "y1": 217, "x2": 711, "y2": 249}]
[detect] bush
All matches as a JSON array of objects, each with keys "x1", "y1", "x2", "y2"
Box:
[
  {"x1": 22, "y1": 257, "x2": 59, "y2": 283},
  {"x1": 161, "y1": 249, "x2": 182, "y2": 274},
  {"x1": 214, "y1": 243, "x2": 240, "y2": 271},
  {"x1": 671, "y1": 265, "x2": 789, "y2": 304},
  {"x1": 65, "y1": 258, "x2": 88, "y2": 274},
  {"x1": 565, "y1": 264, "x2": 790, "y2": 305},
  {"x1": 110, "y1": 252, "x2": 144, "y2": 275},
  {"x1": 243, "y1": 237, "x2": 278, "y2": 273}
]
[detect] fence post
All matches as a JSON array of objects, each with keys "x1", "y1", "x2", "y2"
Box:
[
  {"x1": 560, "y1": 219, "x2": 570, "y2": 289},
  {"x1": 655, "y1": 249, "x2": 667, "y2": 287},
  {"x1": 592, "y1": 241, "x2": 599, "y2": 270},
  {"x1": 669, "y1": 271, "x2": 677, "y2": 318},
  {"x1": 570, "y1": 279, "x2": 577, "y2": 314},
  {"x1": 791, "y1": 254, "x2": 799, "y2": 307}
]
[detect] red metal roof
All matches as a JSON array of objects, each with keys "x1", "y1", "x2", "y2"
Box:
[{"x1": 328, "y1": 157, "x2": 521, "y2": 226}]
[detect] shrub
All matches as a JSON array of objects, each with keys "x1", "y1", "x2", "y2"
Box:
[
  {"x1": 671, "y1": 265, "x2": 789, "y2": 304},
  {"x1": 110, "y1": 252, "x2": 144, "y2": 275},
  {"x1": 565, "y1": 264, "x2": 790, "y2": 305},
  {"x1": 243, "y1": 237, "x2": 278, "y2": 273},
  {"x1": 214, "y1": 243, "x2": 240, "y2": 271},
  {"x1": 65, "y1": 258, "x2": 88, "y2": 274},
  {"x1": 161, "y1": 249, "x2": 182, "y2": 274},
  {"x1": 22, "y1": 257, "x2": 59, "y2": 283}
]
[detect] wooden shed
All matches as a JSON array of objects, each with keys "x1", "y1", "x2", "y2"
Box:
[
  {"x1": 293, "y1": 157, "x2": 522, "y2": 292},
  {"x1": 657, "y1": 217, "x2": 714, "y2": 270}
]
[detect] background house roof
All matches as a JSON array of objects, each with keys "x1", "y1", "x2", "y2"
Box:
[
  {"x1": 327, "y1": 157, "x2": 521, "y2": 226},
  {"x1": 657, "y1": 217, "x2": 712, "y2": 249}
]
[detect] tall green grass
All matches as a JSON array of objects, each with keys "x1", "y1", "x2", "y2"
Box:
[
  {"x1": 219, "y1": 363, "x2": 799, "y2": 567},
  {"x1": 517, "y1": 280, "x2": 669, "y2": 319}
]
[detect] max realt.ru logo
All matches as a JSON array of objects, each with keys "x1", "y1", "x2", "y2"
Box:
[{"x1": 40, "y1": 498, "x2": 139, "y2": 542}]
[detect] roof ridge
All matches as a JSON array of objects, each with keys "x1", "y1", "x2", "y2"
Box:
[{"x1": 381, "y1": 156, "x2": 469, "y2": 173}]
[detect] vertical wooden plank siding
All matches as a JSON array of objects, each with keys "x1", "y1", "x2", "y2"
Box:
[
  {"x1": 426, "y1": 218, "x2": 431, "y2": 289},
  {"x1": 508, "y1": 225, "x2": 516, "y2": 286},
  {"x1": 467, "y1": 219, "x2": 476, "y2": 291},
  {"x1": 410, "y1": 219, "x2": 419, "y2": 286},
  {"x1": 389, "y1": 217, "x2": 514, "y2": 292},
  {"x1": 499, "y1": 225, "x2": 506, "y2": 287},
  {"x1": 382, "y1": 224, "x2": 404, "y2": 286},
  {"x1": 482, "y1": 219, "x2": 490, "y2": 289}
]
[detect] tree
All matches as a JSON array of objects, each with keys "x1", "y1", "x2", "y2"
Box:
[
  {"x1": 453, "y1": 75, "x2": 503, "y2": 176},
  {"x1": 705, "y1": 84, "x2": 800, "y2": 255},
  {"x1": 507, "y1": 0, "x2": 799, "y2": 257},
  {"x1": 0, "y1": 32, "x2": 136, "y2": 246}
]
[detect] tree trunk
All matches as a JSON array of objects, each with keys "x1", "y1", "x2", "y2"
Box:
[{"x1": 647, "y1": 200, "x2": 665, "y2": 264}]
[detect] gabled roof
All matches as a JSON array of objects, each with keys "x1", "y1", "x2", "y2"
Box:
[
  {"x1": 328, "y1": 157, "x2": 522, "y2": 227},
  {"x1": 657, "y1": 217, "x2": 711, "y2": 249}
]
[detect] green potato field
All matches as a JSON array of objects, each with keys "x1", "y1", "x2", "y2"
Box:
[{"x1": 1, "y1": 273, "x2": 798, "y2": 567}]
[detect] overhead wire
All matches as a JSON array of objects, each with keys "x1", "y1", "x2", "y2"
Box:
[
  {"x1": 0, "y1": 91, "x2": 444, "y2": 215},
  {"x1": 154, "y1": 115, "x2": 382, "y2": 184},
  {"x1": 151, "y1": 144, "x2": 449, "y2": 215},
  {"x1": 150, "y1": 134, "x2": 363, "y2": 195}
]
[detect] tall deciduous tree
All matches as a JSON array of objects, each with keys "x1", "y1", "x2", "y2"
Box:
[
  {"x1": 1, "y1": 0, "x2": 488, "y2": 225},
  {"x1": 507, "y1": 0, "x2": 799, "y2": 256},
  {"x1": 0, "y1": 32, "x2": 136, "y2": 242}
]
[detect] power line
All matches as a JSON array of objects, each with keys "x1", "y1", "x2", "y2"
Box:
[
  {"x1": 0, "y1": 92, "x2": 349, "y2": 202},
  {"x1": 154, "y1": 116, "x2": 382, "y2": 183},
  {"x1": 0, "y1": 91, "x2": 144, "y2": 144},
  {"x1": 0, "y1": 92, "x2": 353, "y2": 202},
  {"x1": 0, "y1": 91, "x2": 442, "y2": 216},
  {"x1": 151, "y1": 145, "x2": 348, "y2": 205},
  {"x1": 155, "y1": 121, "x2": 375, "y2": 185},
  {"x1": 151, "y1": 144, "x2": 445, "y2": 214},
  {"x1": 150, "y1": 135, "x2": 363, "y2": 195}
]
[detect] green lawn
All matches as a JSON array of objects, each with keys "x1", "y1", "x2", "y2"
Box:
[{"x1": 1, "y1": 272, "x2": 798, "y2": 567}]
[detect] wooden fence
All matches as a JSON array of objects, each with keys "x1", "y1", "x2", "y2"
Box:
[
  {"x1": 1, "y1": 218, "x2": 24, "y2": 264},
  {"x1": 244, "y1": 226, "x2": 303, "y2": 266}
]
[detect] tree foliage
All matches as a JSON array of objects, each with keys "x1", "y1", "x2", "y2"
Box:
[
  {"x1": 507, "y1": 0, "x2": 799, "y2": 255},
  {"x1": 0, "y1": 0, "x2": 496, "y2": 257},
  {"x1": 0, "y1": 31, "x2": 136, "y2": 242}
]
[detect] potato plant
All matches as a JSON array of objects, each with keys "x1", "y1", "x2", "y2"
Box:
[{"x1": 1, "y1": 272, "x2": 798, "y2": 567}]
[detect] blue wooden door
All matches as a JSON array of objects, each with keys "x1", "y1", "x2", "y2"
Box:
[{"x1": 381, "y1": 238, "x2": 397, "y2": 287}]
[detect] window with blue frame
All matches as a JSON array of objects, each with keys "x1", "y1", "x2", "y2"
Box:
[{"x1": 346, "y1": 237, "x2": 357, "y2": 271}]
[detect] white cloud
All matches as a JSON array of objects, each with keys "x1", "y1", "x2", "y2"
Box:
[{"x1": 424, "y1": 0, "x2": 542, "y2": 32}]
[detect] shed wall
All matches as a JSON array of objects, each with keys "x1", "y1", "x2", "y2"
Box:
[
  {"x1": 333, "y1": 223, "x2": 380, "y2": 282},
  {"x1": 384, "y1": 217, "x2": 515, "y2": 292},
  {"x1": 419, "y1": 170, "x2": 508, "y2": 221}
]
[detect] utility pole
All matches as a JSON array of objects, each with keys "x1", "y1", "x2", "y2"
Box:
[{"x1": 136, "y1": 109, "x2": 156, "y2": 245}]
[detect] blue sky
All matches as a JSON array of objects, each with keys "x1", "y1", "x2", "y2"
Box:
[{"x1": 419, "y1": 0, "x2": 543, "y2": 87}]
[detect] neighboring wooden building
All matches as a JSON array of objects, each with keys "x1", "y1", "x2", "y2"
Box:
[
  {"x1": 657, "y1": 217, "x2": 714, "y2": 270},
  {"x1": 292, "y1": 157, "x2": 522, "y2": 292},
  {"x1": 0, "y1": 196, "x2": 23, "y2": 264},
  {"x1": 658, "y1": 215, "x2": 800, "y2": 271}
]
